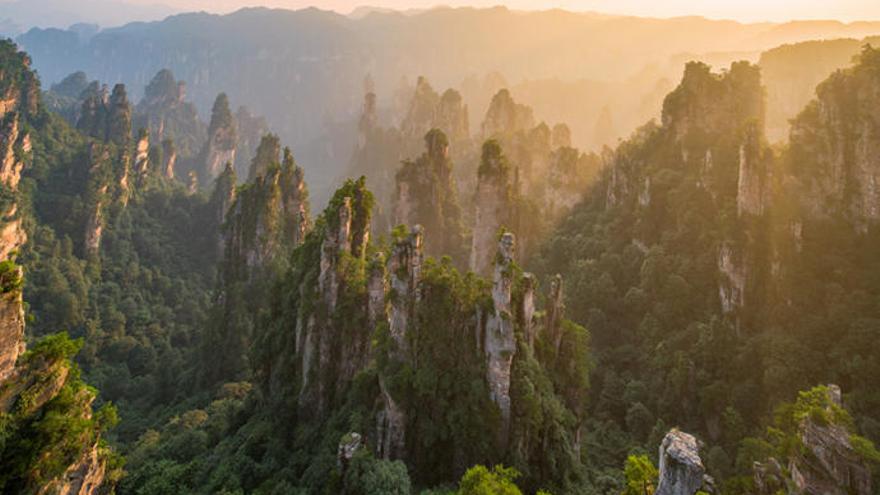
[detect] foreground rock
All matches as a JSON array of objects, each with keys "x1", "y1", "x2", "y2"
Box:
[{"x1": 656, "y1": 429, "x2": 707, "y2": 495}]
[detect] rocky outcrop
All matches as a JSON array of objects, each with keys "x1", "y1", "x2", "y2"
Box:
[
  {"x1": 223, "y1": 147, "x2": 310, "y2": 274},
  {"x1": 104, "y1": 84, "x2": 132, "y2": 148},
  {"x1": 545, "y1": 146, "x2": 591, "y2": 219},
  {"x1": 234, "y1": 106, "x2": 269, "y2": 179},
  {"x1": 482, "y1": 89, "x2": 535, "y2": 139},
  {"x1": 83, "y1": 145, "x2": 111, "y2": 257},
  {"x1": 401, "y1": 77, "x2": 469, "y2": 146},
  {"x1": 0, "y1": 41, "x2": 112, "y2": 494},
  {"x1": 0, "y1": 43, "x2": 33, "y2": 380},
  {"x1": 737, "y1": 123, "x2": 769, "y2": 217},
  {"x1": 298, "y1": 182, "x2": 370, "y2": 414},
  {"x1": 134, "y1": 69, "x2": 204, "y2": 159},
  {"x1": 521, "y1": 273, "x2": 536, "y2": 347},
  {"x1": 436, "y1": 89, "x2": 469, "y2": 143},
  {"x1": 601, "y1": 62, "x2": 770, "y2": 320},
  {"x1": 358, "y1": 91, "x2": 379, "y2": 151},
  {"x1": 656, "y1": 429, "x2": 707, "y2": 495},
  {"x1": 544, "y1": 274, "x2": 565, "y2": 354},
  {"x1": 134, "y1": 129, "x2": 150, "y2": 177},
  {"x1": 754, "y1": 385, "x2": 874, "y2": 495},
  {"x1": 202, "y1": 93, "x2": 237, "y2": 180},
  {"x1": 662, "y1": 61, "x2": 763, "y2": 143},
  {"x1": 161, "y1": 138, "x2": 177, "y2": 179},
  {"x1": 41, "y1": 443, "x2": 107, "y2": 495},
  {"x1": 401, "y1": 77, "x2": 441, "y2": 140},
  {"x1": 788, "y1": 46, "x2": 880, "y2": 231},
  {"x1": 792, "y1": 385, "x2": 871, "y2": 495},
  {"x1": 73, "y1": 82, "x2": 133, "y2": 210},
  {"x1": 211, "y1": 162, "x2": 237, "y2": 256},
  {"x1": 388, "y1": 226, "x2": 423, "y2": 353},
  {"x1": 470, "y1": 140, "x2": 513, "y2": 275},
  {"x1": 717, "y1": 242, "x2": 746, "y2": 315},
  {"x1": 0, "y1": 114, "x2": 28, "y2": 191},
  {"x1": 247, "y1": 134, "x2": 280, "y2": 182},
  {"x1": 485, "y1": 233, "x2": 517, "y2": 443},
  {"x1": 552, "y1": 123, "x2": 572, "y2": 149},
  {"x1": 0, "y1": 265, "x2": 24, "y2": 382},
  {"x1": 394, "y1": 129, "x2": 466, "y2": 260},
  {"x1": 337, "y1": 432, "x2": 364, "y2": 472}
]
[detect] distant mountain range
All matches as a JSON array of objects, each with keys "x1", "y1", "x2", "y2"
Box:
[
  {"x1": 15, "y1": 6, "x2": 880, "y2": 198},
  {"x1": 0, "y1": 0, "x2": 178, "y2": 35}
]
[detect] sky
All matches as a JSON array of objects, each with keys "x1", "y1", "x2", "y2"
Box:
[{"x1": 123, "y1": 0, "x2": 880, "y2": 23}]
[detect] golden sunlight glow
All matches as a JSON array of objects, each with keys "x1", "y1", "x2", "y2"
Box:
[{"x1": 127, "y1": 0, "x2": 880, "y2": 22}]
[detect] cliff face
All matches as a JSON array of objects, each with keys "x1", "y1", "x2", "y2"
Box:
[
  {"x1": 201, "y1": 93, "x2": 237, "y2": 181},
  {"x1": 470, "y1": 140, "x2": 513, "y2": 275},
  {"x1": 161, "y1": 138, "x2": 177, "y2": 178},
  {"x1": 602, "y1": 61, "x2": 770, "y2": 319},
  {"x1": 656, "y1": 430, "x2": 708, "y2": 495},
  {"x1": 238, "y1": 172, "x2": 589, "y2": 487},
  {"x1": 0, "y1": 41, "x2": 34, "y2": 380},
  {"x1": 134, "y1": 69, "x2": 205, "y2": 159},
  {"x1": 753, "y1": 385, "x2": 874, "y2": 495},
  {"x1": 484, "y1": 232, "x2": 517, "y2": 443},
  {"x1": 0, "y1": 41, "x2": 113, "y2": 495},
  {"x1": 133, "y1": 129, "x2": 150, "y2": 177},
  {"x1": 295, "y1": 180, "x2": 371, "y2": 414},
  {"x1": 789, "y1": 46, "x2": 880, "y2": 231},
  {"x1": 394, "y1": 129, "x2": 466, "y2": 262},
  {"x1": 234, "y1": 105, "x2": 269, "y2": 179},
  {"x1": 0, "y1": 264, "x2": 25, "y2": 382},
  {"x1": 82, "y1": 144, "x2": 112, "y2": 257},
  {"x1": 247, "y1": 133, "x2": 281, "y2": 182},
  {"x1": 481, "y1": 89, "x2": 535, "y2": 140},
  {"x1": 436, "y1": 89, "x2": 469, "y2": 143},
  {"x1": 205, "y1": 143, "x2": 311, "y2": 382},
  {"x1": 400, "y1": 77, "x2": 470, "y2": 157},
  {"x1": 224, "y1": 147, "x2": 310, "y2": 271}
]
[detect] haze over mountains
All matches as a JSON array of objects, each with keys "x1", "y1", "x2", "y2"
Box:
[
  {"x1": 14, "y1": 6, "x2": 880, "y2": 203},
  {"x1": 4, "y1": 2, "x2": 880, "y2": 493},
  {"x1": 0, "y1": 0, "x2": 179, "y2": 35}
]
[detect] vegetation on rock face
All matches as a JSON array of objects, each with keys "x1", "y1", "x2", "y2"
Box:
[
  {"x1": 6, "y1": 22, "x2": 880, "y2": 495},
  {"x1": 531, "y1": 49, "x2": 880, "y2": 494},
  {"x1": 0, "y1": 333, "x2": 122, "y2": 494},
  {"x1": 395, "y1": 128, "x2": 467, "y2": 263}
]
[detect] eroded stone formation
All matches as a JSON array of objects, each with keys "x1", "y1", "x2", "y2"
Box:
[
  {"x1": 394, "y1": 129, "x2": 466, "y2": 261},
  {"x1": 134, "y1": 128, "x2": 150, "y2": 177},
  {"x1": 481, "y1": 89, "x2": 535, "y2": 140},
  {"x1": 161, "y1": 138, "x2": 177, "y2": 178},
  {"x1": 297, "y1": 185, "x2": 371, "y2": 414},
  {"x1": 223, "y1": 146, "x2": 310, "y2": 275},
  {"x1": 788, "y1": 47, "x2": 880, "y2": 232},
  {"x1": 484, "y1": 232, "x2": 517, "y2": 443},
  {"x1": 202, "y1": 93, "x2": 237, "y2": 180},
  {"x1": 603, "y1": 61, "x2": 769, "y2": 319},
  {"x1": 0, "y1": 41, "x2": 110, "y2": 494},
  {"x1": 656, "y1": 429, "x2": 708, "y2": 495},
  {"x1": 134, "y1": 69, "x2": 204, "y2": 159},
  {"x1": 401, "y1": 77, "x2": 469, "y2": 144},
  {"x1": 753, "y1": 385, "x2": 873, "y2": 495},
  {"x1": 0, "y1": 68, "x2": 27, "y2": 379},
  {"x1": 470, "y1": 140, "x2": 513, "y2": 275}
]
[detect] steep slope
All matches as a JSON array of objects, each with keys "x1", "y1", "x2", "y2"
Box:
[
  {"x1": 121, "y1": 174, "x2": 591, "y2": 493},
  {"x1": 533, "y1": 46, "x2": 880, "y2": 493},
  {"x1": 0, "y1": 39, "x2": 119, "y2": 495}
]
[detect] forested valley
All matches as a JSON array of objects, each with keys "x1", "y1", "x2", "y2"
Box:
[{"x1": 1, "y1": 6, "x2": 880, "y2": 495}]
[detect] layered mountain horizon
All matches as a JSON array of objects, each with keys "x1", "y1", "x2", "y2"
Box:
[{"x1": 2, "y1": 3, "x2": 880, "y2": 494}]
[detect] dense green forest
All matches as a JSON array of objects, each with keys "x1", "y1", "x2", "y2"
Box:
[{"x1": 2, "y1": 18, "x2": 880, "y2": 495}]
